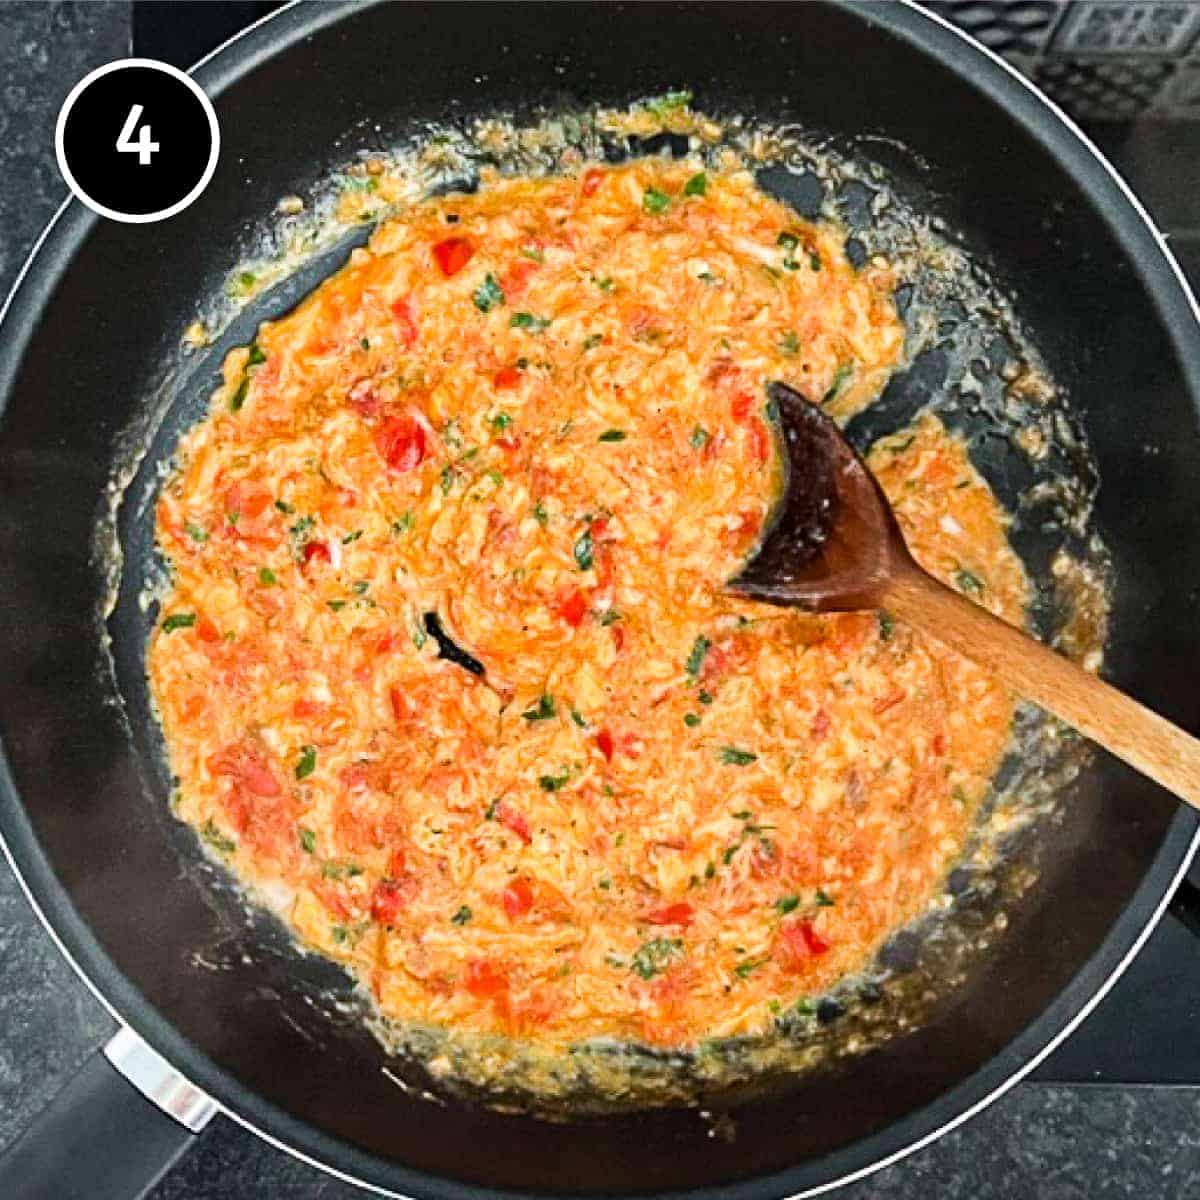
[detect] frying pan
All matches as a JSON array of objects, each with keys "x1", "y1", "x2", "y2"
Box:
[{"x1": 2, "y1": 2, "x2": 1199, "y2": 1197}]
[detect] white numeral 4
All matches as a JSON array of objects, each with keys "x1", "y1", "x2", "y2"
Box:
[{"x1": 116, "y1": 104, "x2": 160, "y2": 166}]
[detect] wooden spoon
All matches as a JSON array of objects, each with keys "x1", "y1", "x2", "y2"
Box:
[{"x1": 730, "y1": 382, "x2": 1200, "y2": 807}]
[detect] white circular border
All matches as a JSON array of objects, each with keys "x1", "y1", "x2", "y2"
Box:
[{"x1": 54, "y1": 57, "x2": 220, "y2": 225}]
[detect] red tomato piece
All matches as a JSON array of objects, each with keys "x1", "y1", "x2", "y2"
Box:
[
  {"x1": 596, "y1": 729, "x2": 614, "y2": 762},
  {"x1": 731, "y1": 392, "x2": 755, "y2": 423},
  {"x1": 390, "y1": 295, "x2": 419, "y2": 347},
  {"x1": 302, "y1": 540, "x2": 331, "y2": 568},
  {"x1": 374, "y1": 414, "x2": 428, "y2": 472},
  {"x1": 500, "y1": 258, "x2": 537, "y2": 298},
  {"x1": 581, "y1": 167, "x2": 604, "y2": 197},
  {"x1": 207, "y1": 744, "x2": 281, "y2": 799},
  {"x1": 502, "y1": 878, "x2": 534, "y2": 920},
  {"x1": 749, "y1": 419, "x2": 770, "y2": 464},
  {"x1": 646, "y1": 902, "x2": 693, "y2": 926},
  {"x1": 493, "y1": 366, "x2": 522, "y2": 390},
  {"x1": 389, "y1": 686, "x2": 409, "y2": 723},
  {"x1": 557, "y1": 588, "x2": 589, "y2": 627},
  {"x1": 431, "y1": 236, "x2": 474, "y2": 277},
  {"x1": 464, "y1": 959, "x2": 508, "y2": 998},
  {"x1": 387, "y1": 848, "x2": 407, "y2": 879},
  {"x1": 497, "y1": 802, "x2": 531, "y2": 844},
  {"x1": 370, "y1": 878, "x2": 408, "y2": 926},
  {"x1": 292, "y1": 698, "x2": 321, "y2": 719},
  {"x1": 782, "y1": 918, "x2": 831, "y2": 962},
  {"x1": 196, "y1": 616, "x2": 220, "y2": 644}
]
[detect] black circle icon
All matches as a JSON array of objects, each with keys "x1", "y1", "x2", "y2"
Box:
[{"x1": 56, "y1": 59, "x2": 219, "y2": 223}]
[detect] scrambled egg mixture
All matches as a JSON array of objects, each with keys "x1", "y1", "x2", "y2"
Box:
[{"x1": 150, "y1": 160, "x2": 1025, "y2": 1051}]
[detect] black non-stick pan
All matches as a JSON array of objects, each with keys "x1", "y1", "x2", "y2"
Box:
[{"x1": 2, "y1": 2, "x2": 1199, "y2": 1197}]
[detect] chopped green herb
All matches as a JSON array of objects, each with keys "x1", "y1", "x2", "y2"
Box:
[
  {"x1": 327, "y1": 600, "x2": 346, "y2": 612},
  {"x1": 451, "y1": 905, "x2": 473, "y2": 926},
  {"x1": 520, "y1": 245, "x2": 545, "y2": 262},
  {"x1": 473, "y1": 273, "x2": 505, "y2": 313},
  {"x1": 955, "y1": 568, "x2": 984, "y2": 595},
  {"x1": 273, "y1": 499, "x2": 293, "y2": 514},
  {"x1": 295, "y1": 745, "x2": 317, "y2": 780},
  {"x1": 573, "y1": 528, "x2": 595, "y2": 571},
  {"x1": 809, "y1": 252, "x2": 822, "y2": 271},
  {"x1": 570, "y1": 708, "x2": 587, "y2": 728},
  {"x1": 185, "y1": 523, "x2": 208, "y2": 543},
  {"x1": 690, "y1": 425, "x2": 711, "y2": 450},
  {"x1": 510, "y1": 311, "x2": 550, "y2": 331},
  {"x1": 684, "y1": 171, "x2": 708, "y2": 197},
  {"x1": 597, "y1": 609, "x2": 622, "y2": 626},
  {"x1": 777, "y1": 231, "x2": 800, "y2": 252},
  {"x1": 352, "y1": 580, "x2": 370, "y2": 595},
  {"x1": 719, "y1": 746, "x2": 758, "y2": 766},
  {"x1": 732, "y1": 810, "x2": 752, "y2": 820},
  {"x1": 631, "y1": 937, "x2": 684, "y2": 980},
  {"x1": 598, "y1": 429, "x2": 627, "y2": 443},
  {"x1": 539, "y1": 770, "x2": 571, "y2": 792},
  {"x1": 229, "y1": 377, "x2": 249, "y2": 412},
  {"x1": 952, "y1": 785, "x2": 969, "y2": 805},
  {"x1": 489, "y1": 411, "x2": 513, "y2": 432},
  {"x1": 822, "y1": 363, "x2": 854, "y2": 405},
  {"x1": 247, "y1": 343, "x2": 267, "y2": 366},
  {"x1": 647, "y1": 89, "x2": 693, "y2": 114},
  {"x1": 360, "y1": 337, "x2": 370, "y2": 351},
  {"x1": 735, "y1": 957, "x2": 768, "y2": 979},
  {"x1": 722, "y1": 843, "x2": 741, "y2": 865},
  {"x1": 595, "y1": 277, "x2": 615, "y2": 296},
  {"x1": 485, "y1": 798, "x2": 500, "y2": 821},
  {"x1": 485, "y1": 468, "x2": 504, "y2": 488},
  {"x1": 342, "y1": 529, "x2": 363, "y2": 544},
  {"x1": 778, "y1": 331, "x2": 800, "y2": 356},
  {"x1": 392, "y1": 512, "x2": 414, "y2": 535},
  {"x1": 686, "y1": 634, "x2": 711, "y2": 678},
  {"x1": 522, "y1": 694, "x2": 557, "y2": 722},
  {"x1": 876, "y1": 610, "x2": 896, "y2": 642},
  {"x1": 201, "y1": 819, "x2": 236, "y2": 855},
  {"x1": 439, "y1": 465, "x2": 454, "y2": 494},
  {"x1": 684, "y1": 713, "x2": 701, "y2": 728},
  {"x1": 321, "y1": 860, "x2": 363, "y2": 880},
  {"x1": 815, "y1": 889, "x2": 835, "y2": 908},
  {"x1": 258, "y1": 567, "x2": 277, "y2": 586},
  {"x1": 238, "y1": 271, "x2": 257, "y2": 290},
  {"x1": 583, "y1": 333, "x2": 604, "y2": 350},
  {"x1": 698, "y1": 690, "x2": 714, "y2": 705},
  {"x1": 162, "y1": 612, "x2": 196, "y2": 633},
  {"x1": 299, "y1": 828, "x2": 316, "y2": 854},
  {"x1": 532, "y1": 500, "x2": 549, "y2": 527},
  {"x1": 289, "y1": 515, "x2": 315, "y2": 538},
  {"x1": 642, "y1": 188, "x2": 671, "y2": 215},
  {"x1": 775, "y1": 895, "x2": 800, "y2": 915},
  {"x1": 598, "y1": 877, "x2": 612, "y2": 891}
]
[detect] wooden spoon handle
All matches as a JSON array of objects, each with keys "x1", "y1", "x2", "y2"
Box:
[{"x1": 885, "y1": 563, "x2": 1200, "y2": 809}]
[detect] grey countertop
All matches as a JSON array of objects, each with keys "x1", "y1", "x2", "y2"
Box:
[{"x1": 3, "y1": 4, "x2": 1200, "y2": 1197}]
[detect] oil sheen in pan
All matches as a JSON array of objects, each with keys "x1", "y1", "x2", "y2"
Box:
[{"x1": 97, "y1": 93, "x2": 1108, "y2": 1115}]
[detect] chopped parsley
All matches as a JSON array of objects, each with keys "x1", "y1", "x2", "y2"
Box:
[
  {"x1": 684, "y1": 171, "x2": 708, "y2": 197},
  {"x1": 359, "y1": 337, "x2": 370, "y2": 351},
  {"x1": 185, "y1": 523, "x2": 208, "y2": 543},
  {"x1": 489, "y1": 411, "x2": 513, "y2": 432},
  {"x1": 201, "y1": 819, "x2": 235, "y2": 854},
  {"x1": 642, "y1": 188, "x2": 671, "y2": 215},
  {"x1": 878, "y1": 610, "x2": 896, "y2": 641},
  {"x1": 631, "y1": 937, "x2": 683, "y2": 980},
  {"x1": 597, "y1": 609, "x2": 622, "y2": 626},
  {"x1": 719, "y1": 746, "x2": 757, "y2": 766},
  {"x1": 352, "y1": 580, "x2": 370, "y2": 595},
  {"x1": 510, "y1": 311, "x2": 550, "y2": 331},
  {"x1": 595, "y1": 276, "x2": 615, "y2": 292},
  {"x1": 690, "y1": 425, "x2": 710, "y2": 450},
  {"x1": 598, "y1": 429, "x2": 626, "y2": 442},
  {"x1": 258, "y1": 567, "x2": 276, "y2": 586},
  {"x1": 532, "y1": 500, "x2": 549, "y2": 527},
  {"x1": 451, "y1": 905, "x2": 473, "y2": 926},
  {"x1": 472, "y1": 273, "x2": 504, "y2": 312},
  {"x1": 685, "y1": 634, "x2": 711, "y2": 678},
  {"x1": 955, "y1": 568, "x2": 984, "y2": 595},
  {"x1": 822, "y1": 363, "x2": 854, "y2": 405},
  {"x1": 321, "y1": 860, "x2": 363, "y2": 880},
  {"x1": 815, "y1": 889, "x2": 835, "y2": 907},
  {"x1": 392, "y1": 512, "x2": 414, "y2": 535},
  {"x1": 522, "y1": 694, "x2": 557, "y2": 722},
  {"x1": 775, "y1": 895, "x2": 800, "y2": 915},
  {"x1": 273, "y1": 499, "x2": 294, "y2": 514},
  {"x1": 229, "y1": 377, "x2": 249, "y2": 412},
  {"x1": 573, "y1": 527, "x2": 595, "y2": 571},
  {"x1": 539, "y1": 769, "x2": 571, "y2": 792},
  {"x1": 342, "y1": 529, "x2": 363, "y2": 544},
  {"x1": 299, "y1": 828, "x2": 316, "y2": 854},
  {"x1": 779, "y1": 330, "x2": 800, "y2": 356},
  {"x1": 735, "y1": 957, "x2": 768, "y2": 979},
  {"x1": 520, "y1": 245, "x2": 544, "y2": 262},
  {"x1": 295, "y1": 745, "x2": 317, "y2": 780},
  {"x1": 162, "y1": 612, "x2": 196, "y2": 633},
  {"x1": 247, "y1": 343, "x2": 267, "y2": 366},
  {"x1": 684, "y1": 713, "x2": 701, "y2": 728},
  {"x1": 646, "y1": 89, "x2": 692, "y2": 115},
  {"x1": 583, "y1": 333, "x2": 604, "y2": 350},
  {"x1": 570, "y1": 708, "x2": 587, "y2": 728},
  {"x1": 439, "y1": 465, "x2": 455, "y2": 495},
  {"x1": 327, "y1": 600, "x2": 346, "y2": 612},
  {"x1": 699, "y1": 690, "x2": 714, "y2": 705}
]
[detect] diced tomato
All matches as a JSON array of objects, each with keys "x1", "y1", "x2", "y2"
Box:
[
  {"x1": 749, "y1": 419, "x2": 770, "y2": 464},
  {"x1": 292, "y1": 698, "x2": 322, "y2": 719},
  {"x1": 611, "y1": 624, "x2": 625, "y2": 652},
  {"x1": 196, "y1": 616, "x2": 220, "y2": 644},
  {"x1": 387, "y1": 848, "x2": 407, "y2": 879},
  {"x1": 500, "y1": 258, "x2": 537, "y2": 299},
  {"x1": 496, "y1": 435, "x2": 520, "y2": 453},
  {"x1": 340, "y1": 763, "x2": 370, "y2": 790},
  {"x1": 302, "y1": 540, "x2": 331, "y2": 569},
  {"x1": 207, "y1": 744, "x2": 281, "y2": 798},
  {"x1": 646, "y1": 902, "x2": 693, "y2": 926},
  {"x1": 811, "y1": 709, "x2": 830, "y2": 739},
  {"x1": 596, "y1": 729, "x2": 614, "y2": 762},
  {"x1": 389, "y1": 685, "x2": 410, "y2": 723},
  {"x1": 464, "y1": 959, "x2": 508, "y2": 999},
  {"x1": 390, "y1": 295, "x2": 419, "y2": 347},
  {"x1": 731, "y1": 392, "x2": 755, "y2": 423},
  {"x1": 932, "y1": 732, "x2": 948, "y2": 756},
  {"x1": 557, "y1": 588, "x2": 589, "y2": 627},
  {"x1": 431, "y1": 236, "x2": 474, "y2": 277},
  {"x1": 370, "y1": 878, "x2": 408, "y2": 926},
  {"x1": 374, "y1": 414, "x2": 428, "y2": 472},
  {"x1": 782, "y1": 918, "x2": 831, "y2": 963},
  {"x1": 347, "y1": 378, "x2": 380, "y2": 419},
  {"x1": 581, "y1": 167, "x2": 604, "y2": 197},
  {"x1": 590, "y1": 515, "x2": 609, "y2": 539},
  {"x1": 493, "y1": 366, "x2": 522, "y2": 390},
  {"x1": 502, "y1": 878, "x2": 534, "y2": 920},
  {"x1": 497, "y1": 802, "x2": 532, "y2": 843},
  {"x1": 225, "y1": 480, "x2": 272, "y2": 521}
]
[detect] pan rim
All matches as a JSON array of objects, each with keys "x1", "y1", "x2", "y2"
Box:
[{"x1": 0, "y1": 1, "x2": 1198, "y2": 1197}]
